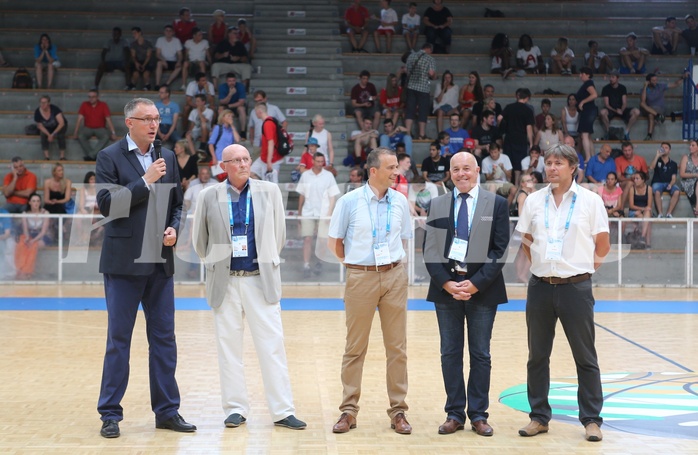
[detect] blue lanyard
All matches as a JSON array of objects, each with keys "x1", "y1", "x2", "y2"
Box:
[
  {"x1": 364, "y1": 185, "x2": 391, "y2": 243},
  {"x1": 545, "y1": 187, "x2": 577, "y2": 236},
  {"x1": 227, "y1": 188, "x2": 251, "y2": 236},
  {"x1": 453, "y1": 190, "x2": 477, "y2": 238}
]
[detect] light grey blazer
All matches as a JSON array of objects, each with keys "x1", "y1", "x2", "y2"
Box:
[{"x1": 193, "y1": 179, "x2": 286, "y2": 308}]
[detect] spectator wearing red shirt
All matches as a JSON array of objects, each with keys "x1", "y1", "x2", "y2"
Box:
[
  {"x1": 615, "y1": 141, "x2": 649, "y2": 208},
  {"x1": 208, "y1": 9, "x2": 227, "y2": 47},
  {"x1": 173, "y1": 7, "x2": 197, "y2": 45},
  {"x1": 72, "y1": 90, "x2": 118, "y2": 161},
  {"x1": 250, "y1": 103, "x2": 282, "y2": 183},
  {"x1": 379, "y1": 73, "x2": 403, "y2": 127},
  {"x1": 298, "y1": 137, "x2": 320, "y2": 173},
  {"x1": 3, "y1": 157, "x2": 38, "y2": 213},
  {"x1": 345, "y1": 0, "x2": 370, "y2": 53}
]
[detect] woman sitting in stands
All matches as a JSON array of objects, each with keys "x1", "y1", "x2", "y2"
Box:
[
  {"x1": 15, "y1": 193, "x2": 51, "y2": 280},
  {"x1": 379, "y1": 73, "x2": 403, "y2": 128},
  {"x1": 43, "y1": 163, "x2": 72, "y2": 214},
  {"x1": 679, "y1": 139, "x2": 698, "y2": 216},
  {"x1": 458, "y1": 71, "x2": 484, "y2": 128},
  {"x1": 34, "y1": 33, "x2": 60, "y2": 89},
  {"x1": 208, "y1": 9, "x2": 228, "y2": 48},
  {"x1": 490, "y1": 33, "x2": 513, "y2": 78},
  {"x1": 77, "y1": 171, "x2": 103, "y2": 245},
  {"x1": 598, "y1": 171, "x2": 624, "y2": 218},
  {"x1": 627, "y1": 170, "x2": 653, "y2": 248},
  {"x1": 551, "y1": 37, "x2": 574, "y2": 75},
  {"x1": 432, "y1": 70, "x2": 459, "y2": 132},
  {"x1": 34, "y1": 95, "x2": 67, "y2": 160},
  {"x1": 516, "y1": 34, "x2": 544, "y2": 74},
  {"x1": 534, "y1": 113, "x2": 563, "y2": 151},
  {"x1": 175, "y1": 139, "x2": 199, "y2": 192}
]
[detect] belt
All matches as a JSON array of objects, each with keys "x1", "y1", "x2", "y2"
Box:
[
  {"x1": 456, "y1": 271, "x2": 468, "y2": 276},
  {"x1": 534, "y1": 273, "x2": 591, "y2": 285},
  {"x1": 345, "y1": 261, "x2": 402, "y2": 272},
  {"x1": 229, "y1": 269, "x2": 260, "y2": 277}
]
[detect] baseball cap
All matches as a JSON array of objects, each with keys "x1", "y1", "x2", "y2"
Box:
[
  {"x1": 238, "y1": 18, "x2": 247, "y2": 25},
  {"x1": 626, "y1": 32, "x2": 638, "y2": 39},
  {"x1": 306, "y1": 137, "x2": 319, "y2": 147}
]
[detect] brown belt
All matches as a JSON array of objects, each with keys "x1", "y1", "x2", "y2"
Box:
[
  {"x1": 345, "y1": 261, "x2": 402, "y2": 272},
  {"x1": 534, "y1": 273, "x2": 591, "y2": 285},
  {"x1": 230, "y1": 269, "x2": 260, "y2": 277}
]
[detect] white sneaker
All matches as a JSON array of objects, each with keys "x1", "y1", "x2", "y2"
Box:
[
  {"x1": 657, "y1": 214, "x2": 664, "y2": 218},
  {"x1": 667, "y1": 214, "x2": 673, "y2": 218}
]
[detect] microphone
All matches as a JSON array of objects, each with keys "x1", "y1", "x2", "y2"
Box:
[{"x1": 153, "y1": 139, "x2": 162, "y2": 161}]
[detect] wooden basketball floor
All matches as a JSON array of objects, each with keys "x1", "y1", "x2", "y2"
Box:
[{"x1": 0, "y1": 284, "x2": 697, "y2": 454}]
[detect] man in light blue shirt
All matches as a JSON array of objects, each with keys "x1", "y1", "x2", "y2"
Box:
[{"x1": 155, "y1": 85, "x2": 181, "y2": 146}]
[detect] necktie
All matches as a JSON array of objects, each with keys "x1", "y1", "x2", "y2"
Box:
[{"x1": 456, "y1": 193, "x2": 469, "y2": 240}]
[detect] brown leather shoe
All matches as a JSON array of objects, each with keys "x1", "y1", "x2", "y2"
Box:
[
  {"x1": 332, "y1": 413, "x2": 356, "y2": 433},
  {"x1": 471, "y1": 419, "x2": 494, "y2": 436},
  {"x1": 438, "y1": 418, "x2": 464, "y2": 434},
  {"x1": 390, "y1": 413, "x2": 412, "y2": 435},
  {"x1": 584, "y1": 422, "x2": 603, "y2": 442},
  {"x1": 518, "y1": 420, "x2": 549, "y2": 437}
]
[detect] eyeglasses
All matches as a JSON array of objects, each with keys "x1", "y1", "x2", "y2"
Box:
[
  {"x1": 222, "y1": 157, "x2": 251, "y2": 165},
  {"x1": 129, "y1": 116, "x2": 161, "y2": 125}
]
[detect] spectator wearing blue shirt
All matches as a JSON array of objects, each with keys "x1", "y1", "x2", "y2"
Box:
[
  {"x1": 218, "y1": 73, "x2": 248, "y2": 139},
  {"x1": 34, "y1": 33, "x2": 60, "y2": 89},
  {"x1": 208, "y1": 109, "x2": 240, "y2": 164},
  {"x1": 378, "y1": 118, "x2": 413, "y2": 156},
  {"x1": 443, "y1": 113, "x2": 469, "y2": 152},
  {"x1": 155, "y1": 85, "x2": 181, "y2": 146},
  {"x1": 585, "y1": 144, "x2": 617, "y2": 184}
]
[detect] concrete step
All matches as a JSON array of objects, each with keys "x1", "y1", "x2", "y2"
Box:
[
  {"x1": 0, "y1": 90, "x2": 186, "y2": 112},
  {"x1": 253, "y1": 7, "x2": 339, "y2": 18},
  {"x1": 252, "y1": 24, "x2": 341, "y2": 38},
  {"x1": 3, "y1": 0, "x2": 255, "y2": 14},
  {"x1": 255, "y1": 40, "x2": 343, "y2": 55}
]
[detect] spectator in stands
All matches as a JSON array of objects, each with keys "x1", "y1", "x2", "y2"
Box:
[
  {"x1": 305, "y1": 114, "x2": 335, "y2": 170},
  {"x1": 490, "y1": 33, "x2": 513, "y2": 78},
  {"x1": 34, "y1": 95, "x2": 67, "y2": 161},
  {"x1": 94, "y1": 27, "x2": 131, "y2": 90},
  {"x1": 408, "y1": 175, "x2": 439, "y2": 216},
  {"x1": 181, "y1": 166, "x2": 214, "y2": 278},
  {"x1": 423, "y1": 0, "x2": 453, "y2": 54},
  {"x1": 250, "y1": 103, "x2": 283, "y2": 182},
  {"x1": 561, "y1": 93, "x2": 580, "y2": 140},
  {"x1": 14, "y1": 193, "x2": 51, "y2": 280},
  {"x1": 481, "y1": 142, "x2": 516, "y2": 205},
  {"x1": 501, "y1": 88, "x2": 535, "y2": 185},
  {"x1": 585, "y1": 144, "x2": 617, "y2": 184},
  {"x1": 576, "y1": 67, "x2": 598, "y2": 162},
  {"x1": 516, "y1": 34, "x2": 544, "y2": 74},
  {"x1": 349, "y1": 118, "x2": 379, "y2": 166},
  {"x1": 511, "y1": 171, "x2": 539, "y2": 282},
  {"x1": 599, "y1": 71, "x2": 640, "y2": 141},
  {"x1": 351, "y1": 70, "x2": 381, "y2": 129},
  {"x1": 297, "y1": 152, "x2": 340, "y2": 278},
  {"x1": 373, "y1": 0, "x2": 398, "y2": 53},
  {"x1": 344, "y1": 0, "x2": 371, "y2": 53},
  {"x1": 154, "y1": 25, "x2": 183, "y2": 89},
  {"x1": 640, "y1": 72, "x2": 687, "y2": 140},
  {"x1": 566, "y1": 134, "x2": 586, "y2": 185},
  {"x1": 34, "y1": 33, "x2": 60, "y2": 89},
  {"x1": 183, "y1": 72, "x2": 215, "y2": 132},
  {"x1": 615, "y1": 141, "x2": 649, "y2": 208},
  {"x1": 173, "y1": 139, "x2": 198, "y2": 192},
  {"x1": 534, "y1": 98, "x2": 551, "y2": 134},
  {"x1": 433, "y1": 70, "x2": 459, "y2": 132},
  {"x1": 405, "y1": 43, "x2": 437, "y2": 139},
  {"x1": 208, "y1": 109, "x2": 241, "y2": 166},
  {"x1": 437, "y1": 131, "x2": 451, "y2": 157},
  {"x1": 183, "y1": 27, "x2": 210, "y2": 90},
  {"x1": 185, "y1": 94, "x2": 214, "y2": 156},
  {"x1": 344, "y1": 167, "x2": 364, "y2": 193},
  {"x1": 679, "y1": 139, "x2": 698, "y2": 216},
  {"x1": 72, "y1": 90, "x2": 118, "y2": 161},
  {"x1": 397, "y1": 152, "x2": 416, "y2": 182},
  {"x1": 247, "y1": 90, "x2": 287, "y2": 156},
  {"x1": 155, "y1": 85, "x2": 181, "y2": 147},
  {"x1": 379, "y1": 73, "x2": 403, "y2": 127},
  {"x1": 211, "y1": 27, "x2": 252, "y2": 89},
  {"x1": 173, "y1": 7, "x2": 196, "y2": 45},
  {"x1": 471, "y1": 109, "x2": 502, "y2": 158},
  {"x1": 534, "y1": 114, "x2": 563, "y2": 151},
  {"x1": 183, "y1": 166, "x2": 215, "y2": 213},
  {"x1": 0, "y1": 207, "x2": 16, "y2": 280},
  {"x1": 129, "y1": 27, "x2": 155, "y2": 90},
  {"x1": 620, "y1": 32, "x2": 649, "y2": 74},
  {"x1": 237, "y1": 19, "x2": 257, "y2": 60},
  {"x1": 42, "y1": 163, "x2": 72, "y2": 215},
  {"x1": 444, "y1": 112, "x2": 469, "y2": 153},
  {"x1": 584, "y1": 40, "x2": 614, "y2": 74},
  {"x1": 297, "y1": 137, "x2": 321, "y2": 176},
  {"x1": 75, "y1": 171, "x2": 104, "y2": 246},
  {"x1": 651, "y1": 16, "x2": 681, "y2": 55},
  {"x1": 682, "y1": 15, "x2": 698, "y2": 53},
  {"x1": 401, "y1": 2, "x2": 420, "y2": 52},
  {"x1": 598, "y1": 171, "x2": 624, "y2": 217},
  {"x1": 650, "y1": 142, "x2": 680, "y2": 218},
  {"x1": 208, "y1": 9, "x2": 227, "y2": 48},
  {"x1": 458, "y1": 71, "x2": 484, "y2": 128},
  {"x1": 390, "y1": 153, "x2": 410, "y2": 198},
  {"x1": 520, "y1": 145, "x2": 545, "y2": 176},
  {"x1": 422, "y1": 141, "x2": 450, "y2": 185},
  {"x1": 379, "y1": 118, "x2": 413, "y2": 156},
  {"x1": 627, "y1": 171, "x2": 652, "y2": 248},
  {"x1": 551, "y1": 37, "x2": 574, "y2": 75},
  {"x1": 472, "y1": 84, "x2": 502, "y2": 128},
  {"x1": 218, "y1": 73, "x2": 247, "y2": 139}
]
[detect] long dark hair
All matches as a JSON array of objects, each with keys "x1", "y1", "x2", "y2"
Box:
[
  {"x1": 491, "y1": 33, "x2": 509, "y2": 50},
  {"x1": 440, "y1": 70, "x2": 454, "y2": 89},
  {"x1": 83, "y1": 171, "x2": 96, "y2": 184},
  {"x1": 37, "y1": 33, "x2": 53, "y2": 50},
  {"x1": 470, "y1": 71, "x2": 484, "y2": 102}
]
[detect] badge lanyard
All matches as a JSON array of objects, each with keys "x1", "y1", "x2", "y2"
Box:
[
  {"x1": 227, "y1": 188, "x2": 252, "y2": 237},
  {"x1": 453, "y1": 190, "x2": 477, "y2": 240},
  {"x1": 545, "y1": 189, "x2": 577, "y2": 237},
  {"x1": 364, "y1": 185, "x2": 391, "y2": 244}
]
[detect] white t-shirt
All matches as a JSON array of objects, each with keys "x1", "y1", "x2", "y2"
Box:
[
  {"x1": 183, "y1": 180, "x2": 216, "y2": 213},
  {"x1": 551, "y1": 48, "x2": 575, "y2": 59},
  {"x1": 482, "y1": 154, "x2": 512, "y2": 182},
  {"x1": 185, "y1": 39, "x2": 209, "y2": 62},
  {"x1": 521, "y1": 156, "x2": 545, "y2": 174},
  {"x1": 584, "y1": 51, "x2": 607, "y2": 70},
  {"x1": 401, "y1": 13, "x2": 420, "y2": 32},
  {"x1": 377, "y1": 8, "x2": 398, "y2": 31},
  {"x1": 155, "y1": 36, "x2": 182, "y2": 61},
  {"x1": 516, "y1": 46, "x2": 542, "y2": 69},
  {"x1": 188, "y1": 107, "x2": 214, "y2": 131},
  {"x1": 432, "y1": 82, "x2": 460, "y2": 110},
  {"x1": 185, "y1": 80, "x2": 215, "y2": 97},
  {"x1": 296, "y1": 169, "x2": 341, "y2": 217}
]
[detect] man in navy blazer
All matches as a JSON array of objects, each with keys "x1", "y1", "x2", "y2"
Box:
[
  {"x1": 95, "y1": 97, "x2": 195, "y2": 438},
  {"x1": 423, "y1": 151, "x2": 509, "y2": 437}
]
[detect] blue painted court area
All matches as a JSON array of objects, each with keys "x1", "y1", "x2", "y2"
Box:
[{"x1": 0, "y1": 297, "x2": 697, "y2": 313}]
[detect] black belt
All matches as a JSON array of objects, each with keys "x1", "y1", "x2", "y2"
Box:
[
  {"x1": 345, "y1": 261, "x2": 402, "y2": 272},
  {"x1": 534, "y1": 273, "x2": 591, "y2": 285}
]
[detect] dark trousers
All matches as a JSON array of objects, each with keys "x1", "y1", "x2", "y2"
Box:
[
  {"x1": 434, "y1": 295, "x2": 497, "y2": 424},
  {"x1": 98, "y1": 265, "x2": 180, "y2": 422},
  {"x1": 525, "y1": 276, "x2": 603, "y2": 427}
]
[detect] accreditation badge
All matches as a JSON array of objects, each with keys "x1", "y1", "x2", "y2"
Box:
[
  {"x1": 373, "y1": 242, "x2": 391, "y2": 266},
  {"x1": 447, "y1": 238, "x2": 468, "y2": 262},
  {"x1": 545, "y1": 237, "x2": 563, "y2": 261},
  {"x1": 232, "y1": 235, "x2": 249, "y2": 258}
]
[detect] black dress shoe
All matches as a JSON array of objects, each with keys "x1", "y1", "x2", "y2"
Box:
[
  {"x1": 155, "y1": 413, "x2": 197, "y2": 432},
  {"x1": 100, "y1": 420, "x2": 120, "y2": 438}
]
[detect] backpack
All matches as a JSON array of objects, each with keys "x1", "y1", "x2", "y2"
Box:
[
  {"x1": 264, "y1": 117, "x2": 293, "y2": 156},
  {"x1": 12, "y1": 68, "x2": 32, "y2": 89}
]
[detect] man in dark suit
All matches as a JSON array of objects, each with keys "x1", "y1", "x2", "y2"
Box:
[
  {"x1": 423, "y1": 151, "x2": 509, "y2": 437},
  {"x1": 95, "y1": 97, "x2": 195, "y2": 438}
]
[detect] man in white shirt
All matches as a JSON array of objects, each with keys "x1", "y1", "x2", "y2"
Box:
[
  {"x1": 183, "y1": 72, "x2": 215, "y2": 131},
  {"x1": 183, "y1": 27, "x2": 210, "y2": 90},
  {"x1": 401, "y1": 2, "x2": 420, "y2": 51},
  {"x1": 481, "y1": 143, "x2": 516, "y2": 204},
  {"x1": 373, "y1": 0, "x2": 398, "y2": 53},
  {"x1": 185, "y1": 94, "x2": 214, "y2": 155},
  {"x1": 296, "y1": 153, "x2": 340, "y2": 277},
  {"x1": 155, "y1": 25, "x2": 183, "y2": 89}
]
